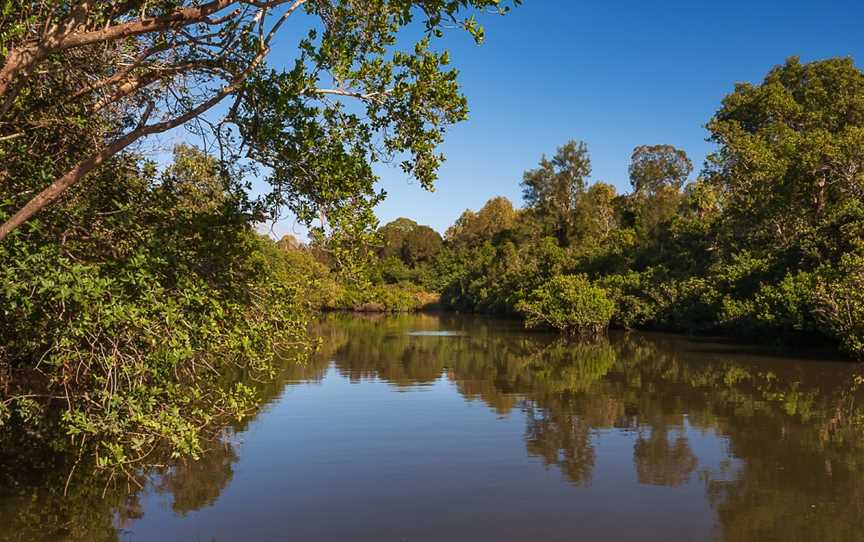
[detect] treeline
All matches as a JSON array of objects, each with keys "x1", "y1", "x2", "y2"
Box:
[{"x1": 367, "y1": 57, "x2": 864, "y2": 358}]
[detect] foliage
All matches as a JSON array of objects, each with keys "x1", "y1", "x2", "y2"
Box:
[
  {"x1": 629, "y1": 144, "x2": 692, "y2": 195},
  {"x1": 521, "y1": 140, "x2": 592, "y2": 245},
  {"x1": 421, "y1": 57, "x2": 864, "y2": 358},
  {"x1": 0, "y1": 0, "x2": 520, "y2": 242},
  {"x1": 446, "y1": 196, "x2": 517, "y2": 247},
  {"x1": 377, "y1": 217, "x2": 443, "y2": 266},
  {"x1": 813, "y1": 253, "x2": 864, "y2": 356},
  {"x1": 516, "y1": 275, "x2": 616, "y2": 336},
  {"x1": 0, "y1": 148, "x2": 315, "y2": 468},
  {"x1": 327, "y1": 281, "x2": 439, "y2": 313}
]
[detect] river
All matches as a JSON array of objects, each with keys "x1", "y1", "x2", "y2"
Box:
[{"x1": 2, "y1": 313, "x2": 863, "y2": 541}]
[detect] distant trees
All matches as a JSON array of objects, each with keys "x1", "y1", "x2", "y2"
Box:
[
  {"x1": 576, "y1": 182, "x2": 619, "y2": 244},
  {"x1": 422, "y1": 57, "x2": 864, "y2": 358},
  {"x1": 625, "y1": 144, "x2": 691, "y2": 241},
  {"x1": 378, "y1": 218, "x2": 443, "y2": 266},
  {"x1": 446, "y1": 196, "x2": 517, "y2": 246},
  {"x1": 629, "y1": 145, "x2": 692, "y2": 195},
  {"x1": 521, "y1": 140, "x2": 592, "y2": 245}
]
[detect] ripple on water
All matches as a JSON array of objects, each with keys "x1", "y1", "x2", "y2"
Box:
[{"x1": 406, "y1": 330, "x2": 467, "y2": 337}]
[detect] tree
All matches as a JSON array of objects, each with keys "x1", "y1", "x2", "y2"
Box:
[
  {"x1": 445, "y1": 196, "x2": 516, "y2": 246},
  {"x1": 628, "y1": 144, "x2": 692, "y2": 195},
  {"x1": 378, "y1": 217, "x2": 419, "y2": 260},
  {"x1": 0, "y1": 146, "x2": 316, "y2": 466},
  {"x1": 521, "y1": 140, "x2": 592, "y2": 245},
  {"x1": 0, "y1": 0, "x2": 520, "y2": 241},
  {"x1": 706, "y1": 56, "x2": 864, "y2": 256},
  {"x1": 626, "y1": 145, "x2": 691, "y2": 241},
  {"x1": 378, "y1": 217, "x2": 442, "y2": 266},
  {"x1": 403, "y1": 225, "x2": 443, "y2": 265},
  {"x1": 575, "y1": 182, "x2": 618, "y2": 244},
  {"x1": 515, "y1": 274, "x2": 615, "y2": 336}
]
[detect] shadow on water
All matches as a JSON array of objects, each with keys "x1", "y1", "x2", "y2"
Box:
[{"x1": 1, "y1": 312, "x2": 863, "y2": 541}]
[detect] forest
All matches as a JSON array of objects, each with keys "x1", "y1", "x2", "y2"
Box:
[
  {"x1": 0, "y1": 1, "x2": 862, "y2": 477},
  {"x1": 355, "y1": 57, "x2": 864, "y2": 361}
]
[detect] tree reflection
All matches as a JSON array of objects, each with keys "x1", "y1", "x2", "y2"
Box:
[
  {"x1": 317, "y1": 315, "x2": 864, "y2": 539},
  {"x1": 153, "y1": 442, "x2": 238, "y2": 515},
  {"x1": 524, "y1": 397, "x2": 595, "y2": 486},
  {"x1": 633, "y1": 427, "x2": 697, "y2": 487},
  {"x1": 1, "y1": 314, "x2": 863, "y2": 541}
]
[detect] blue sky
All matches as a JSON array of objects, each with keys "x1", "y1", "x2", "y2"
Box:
[{"x1": 262, "y1": 0, "x2": 864, "y2": 238}]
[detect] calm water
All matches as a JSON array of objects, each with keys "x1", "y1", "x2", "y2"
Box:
[{"x1": 2, "y1": 313, "x2": 864, "y2": 541}]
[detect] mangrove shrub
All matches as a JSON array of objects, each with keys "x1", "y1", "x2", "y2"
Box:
[{"x1": 516, "y1": 275, "x2": 616, "y2": 336}]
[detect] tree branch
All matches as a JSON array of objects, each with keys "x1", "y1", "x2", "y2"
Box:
[
  {"x1": 0, "y1": 0, "x2": 305, "y2": 241},
  {"x1": 0, "y1": 0, "x2": 291, "y2": 102}
]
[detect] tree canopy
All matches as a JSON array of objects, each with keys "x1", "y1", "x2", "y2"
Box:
[
  {"x1": 446, "y1": 196, "x2": 517, "y2": 246},
  {"x1": 521, "y1": 140, "x2": 592, "y2": 245},
  {"x1": 629, "y1": 144, "x2": 692, "y2": 195},
  {"x1": 0, "y1": 0, "x2": 520, "y2": 241}
]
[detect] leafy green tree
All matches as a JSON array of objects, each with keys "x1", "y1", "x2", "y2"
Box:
[
  {"x1": 814, "y1": 253, "x2": 864, "y2": 356},
  {"x1": 706, "y1": 56, "x2": 864, "y2": 257},
  {"x1": 403, "y1": 225, "x2": 444, "y2": 265},
  {"x1": 629, "y1": 144, "x2": 692, "y2": 195},
  {"x1": 0, "y1": 147, "x2": 315, "y2": 467},
  {"x1": 574, "y1": 181, "x2": 618, "y2": 245},
  {"x1": 521, "y1": 140, "x2": 592, "y2": 245},
  {"x1": 378, "y1": 217, "x2": 443, "y2": 266},
  {"x1": 379, "y1": 218, "x2": 421, "y2": 260},
  {"x1": 446, "y1": 196, "x2": 517, "y2": 246},
  {"x1": 0, "y1": 0, "x2": 520, "y2": 241},
  {"x1": 626, "y1": 144, "x2": 691, "y2": 242}
]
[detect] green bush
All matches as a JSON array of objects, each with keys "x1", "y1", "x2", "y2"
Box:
[
  {"x1": 516, "y1": 274, "x2": 616, "y2": 336},
  {"x1": 596, "y1": 271, "x2": 659, "y2": 330},
  {"x1": 0, "y1": 150, "x2": 314, "y2": 468},
  {"x1": 326, "y1": 281, "x2": 437, "y2": 312},
  {"x1": 813, "y1": 254, "x2": 864, "y2": 357},
  {"x1": 752, "y1": 271, "x2": 819, "y2": 333}
]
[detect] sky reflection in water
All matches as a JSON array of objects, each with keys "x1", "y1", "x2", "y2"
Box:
[{"x1": 2, "y1": 313, "x2": 863, "y2": 542}]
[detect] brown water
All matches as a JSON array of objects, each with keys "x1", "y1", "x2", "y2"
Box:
[{"x1": 2, "y1": 313, "x2": 864, "y2": 541}]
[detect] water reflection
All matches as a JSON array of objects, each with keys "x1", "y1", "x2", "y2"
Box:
[{"x1": 1, "y1": 313, "x2": 863, "y2": 541}]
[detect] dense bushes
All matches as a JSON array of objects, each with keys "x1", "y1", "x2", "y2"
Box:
[
  {"x1": 516, "y1": 275, "x2": 615, "y2": 336},
  {"x1": 0, "y1": 149, "x2": 316, "y2": 467},
  {"x1": 325, "y1": 282, "x2": 440, "y2": 313},
  {"x1": 813, "y1": 254, "x2": 864, "y2": 355}
]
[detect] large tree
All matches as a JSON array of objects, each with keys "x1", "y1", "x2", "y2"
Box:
[
  {"x1": 521, "y1": 139, "x2": 592, "y2": 245},
  {"x1": 378, "y1": 217, "x2": 442, "y2": 265},
  {"x1": 626, "y1": 144, "x2": 691, "y2": 240},
  {"x1": 628, "y1": 144, "x2": 692, "y2": 196},
  {"x1": 0, "y1": 0, "x2": 519, "y2": 241},
  {"x1": 706, "y1": 56, "x2": 864, "y2": 259}
]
